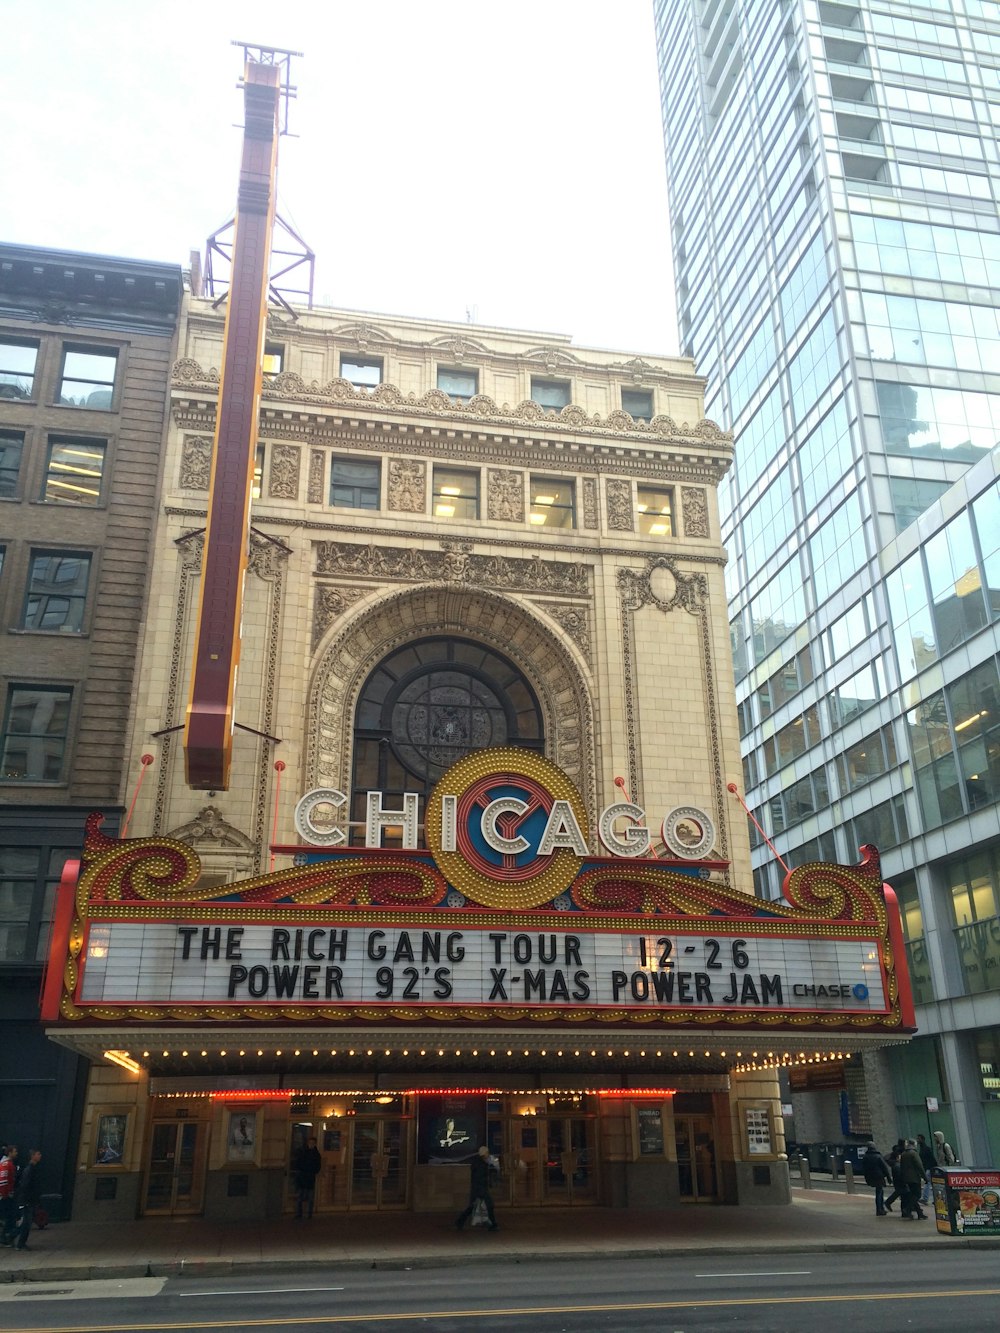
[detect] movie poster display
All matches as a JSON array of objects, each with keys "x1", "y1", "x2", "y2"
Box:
[{"x1": 418, "y1": 1093, "x2": 487, "y2": 1165}]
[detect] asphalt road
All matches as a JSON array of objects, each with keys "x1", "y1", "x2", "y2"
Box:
[{"x1": 1, "y1": 1250, "x2": 999, "y2": 1332}]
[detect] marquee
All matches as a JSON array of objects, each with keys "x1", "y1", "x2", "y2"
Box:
[{"x1": 42, "y1": 748, "x2": 915, "y2": 1036}]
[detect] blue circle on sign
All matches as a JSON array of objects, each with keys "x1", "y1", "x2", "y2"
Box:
[{"x1": 853, "y1": 983, "x2": 869, "y2": 1001}]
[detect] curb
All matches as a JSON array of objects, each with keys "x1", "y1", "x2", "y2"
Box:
[{"x1": 5, "y1": 1235, "x2": 1000, "y2": 1282}]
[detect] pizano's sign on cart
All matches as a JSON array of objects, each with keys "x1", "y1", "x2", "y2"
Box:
[{"x1": 42, "y1": 748, "x2": 916, "y2": 1034}]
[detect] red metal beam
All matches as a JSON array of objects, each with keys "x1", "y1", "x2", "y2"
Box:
[{"x1": 184, "y1": 62, "x2": 280, "y2": 790}]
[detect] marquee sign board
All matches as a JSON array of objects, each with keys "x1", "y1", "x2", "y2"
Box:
[{"x1": 43, "y1": 748, "x2": 915, "y2": 1035}]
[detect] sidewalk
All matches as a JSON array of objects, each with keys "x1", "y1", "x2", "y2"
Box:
[{"x1": 3, "y1": 1186, "x2": 996, "y2": 1283}]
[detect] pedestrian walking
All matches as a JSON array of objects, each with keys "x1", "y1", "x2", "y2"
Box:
[
  {"x1": 898, "y1": 1139, "x2": 927, "y2": 1220},
  {"x1": 454, "y1": 1145, "x2": 499, "y2": 1231},
  {"x1": 932, "y1": 1130, "x2": 956, "y2": 1166},
  {"x1": 862, "y1": 1143, "x2": 892, "y2": 1216},
  {"x1": 916, "y1": 1133, "x2": 935, "y2": 1204},
  {"x1": 293, "y1": 1136, "x2": 322, "y2": 1219},
  {"x1": 0, "y1": 1145, "x2": 17, "y2": 1245},
  {"x1": 883, "y1": 1146, "x2": 902, "y2": 1213},
  {"x1": 11, "y1": 1149, "x2": 42, "y2": 1250}
]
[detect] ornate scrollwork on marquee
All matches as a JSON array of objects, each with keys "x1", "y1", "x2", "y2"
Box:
[
  {"x1": 781, "y1": 845, "x2": 887, "y2": 931},
  {"x1": 571, "y1": 849, "x2": 886, "y2": 927},
  {"x1": 75, "y1": 814, "x2": 448, "y2": 910}
]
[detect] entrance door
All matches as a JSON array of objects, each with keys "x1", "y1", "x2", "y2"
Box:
[
  {"x1": 349, "y1": 1117, "x2": 408, "y2": 1208},
  {"x1": 542, "y1": 1117, "x2": 597, "y2": 1204},
  {"x1": 143, "y1": 1121, "x2": 207, "y2": 1215},
  {"x1": 675, "y1": 1115, "x2": 717, "y2": 1202}
]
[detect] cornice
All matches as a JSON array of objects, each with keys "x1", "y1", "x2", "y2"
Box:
[
  {"x1": 171, "y1": 416, "x2": 726, "y2": 485},
  {"x1": 171, "y1": 382, "x2": 731, "y2": 485}
]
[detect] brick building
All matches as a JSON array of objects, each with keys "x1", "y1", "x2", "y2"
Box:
[{"x1": 0, "y1": 244, "x2": 181, "y2": 1206}]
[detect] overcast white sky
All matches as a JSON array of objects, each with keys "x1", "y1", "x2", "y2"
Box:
[{"x1": 2, "y1": 0, "x2": 677, "y2": 355}]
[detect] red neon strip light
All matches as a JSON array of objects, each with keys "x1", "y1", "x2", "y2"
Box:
[
  {"x1": 209, "y1": 1089, "x2": 292, "y2": 1101},
  {"x1": 40, "y1": 858, "x2": 79, "y2": 1021}
]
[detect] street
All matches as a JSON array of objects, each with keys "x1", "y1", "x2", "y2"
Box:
[{"x1": 1, "y1": 1249, "x2": 999, "y2": 1332}]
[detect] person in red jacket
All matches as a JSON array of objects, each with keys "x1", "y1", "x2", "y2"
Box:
[{"x1": 0, "y1": 1145, "x2": 18, "y2": 1246}]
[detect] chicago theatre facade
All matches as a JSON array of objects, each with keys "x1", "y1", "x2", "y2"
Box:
[{"x1": 42, "y1": 300, "x2": 914, "y2": 1220}]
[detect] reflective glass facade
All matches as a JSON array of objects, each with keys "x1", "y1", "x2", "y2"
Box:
[{"x1": 656, "y1": 0, "x2": 1000, "y2": 1164}]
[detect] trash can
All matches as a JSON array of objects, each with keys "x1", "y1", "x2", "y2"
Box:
[{"x1": 931, "y1": 1167, "x2": 1000, "y2": 1235}]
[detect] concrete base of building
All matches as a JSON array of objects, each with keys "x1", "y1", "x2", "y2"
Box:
[{"x1": 732, "y1": 1158, "x2": 792, "y2": 1205}]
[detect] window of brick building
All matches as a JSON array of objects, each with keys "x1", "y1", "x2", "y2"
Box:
[
  {"x1": 43, "y1": 437, "x2": 106, "y2": 505},
  {"x1": 22, "y1": 552, "x2": 92, "y2": 633},
  {"x1": 58, "y1": 346, "x2": 117, "y2": 409},
  {"x1": 0, "y1": 685, "x2": 73, "y2": 783},
  {"x1": 0, "y1": 430, "x2": 24, "y2": 498},
  {"x1": 0, "y1": 340, "x2": 38, "y2": 401},
  {"x1": 0, "y1": 842, "x2": 78, "y2": 961}
]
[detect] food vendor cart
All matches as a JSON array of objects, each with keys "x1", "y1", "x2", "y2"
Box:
[{"x1": 931, "y1": 1167, "x2": 1000, "y2": 1235}]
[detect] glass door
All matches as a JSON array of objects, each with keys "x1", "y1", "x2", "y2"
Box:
[
  {"x1": 542, "y1": 1117, "x2": 597, "y2": 1204},
  {"x1": 349, "y1": 1117, "x2": 409, "y2": 1209},
  {"x1": 675, "y1": 1115, "x2": 718, "y2": 1202},
  {"x1": 143, "y1": 1121, "x2": 207, "y2": 1215}
]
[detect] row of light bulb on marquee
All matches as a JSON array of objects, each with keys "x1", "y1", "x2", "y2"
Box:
[
  {"x1": 145, "y1": 1087, "x2": 680, "y2": 1102},
  {"x1": 107, "y1": 1047, "x2": 856, "y2": 1071}
]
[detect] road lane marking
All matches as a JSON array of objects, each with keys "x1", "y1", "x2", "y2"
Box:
[
  {"x1": 2, "y1": 1285, "x2": 999, "y2": 1331},
  {"x1": 178, "y1": 1289, "x2": 346, "y2": 1297},
  {"x1": 695, "y1": 1271, "x2": 811, "y2": 1277}
]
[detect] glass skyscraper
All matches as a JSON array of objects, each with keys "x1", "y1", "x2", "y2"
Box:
[{"x1": 655, "y1": 0, "x2": 1000, "y2": 1161}]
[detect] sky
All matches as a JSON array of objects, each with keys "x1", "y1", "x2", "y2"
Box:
[{"x1": 1, "y1": 0, "x2": 678, "y2": 356}]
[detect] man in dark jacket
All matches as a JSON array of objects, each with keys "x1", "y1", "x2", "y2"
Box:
[
  {"x1": 454, "y1": 1145, "x2": 498, "y2": 1231},
  {"x1": 862, "y1": 1143, "x2": 892, "y2": 1216},
  {"x1": 11, "y1": 1149, "x2": 41, "y2": 1251},
  {"x1": 293, "y1": 1137, "x2": 322, "y2": 1220},
  {"x1": 899, "y1": 1139, "x2": 927, "y2": 1220}
]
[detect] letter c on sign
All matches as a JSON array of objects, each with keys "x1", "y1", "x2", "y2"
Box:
[
  {"x1": 480, "y1": 797, "x2": 530, "y2": 854},
  {"x1": 294, "y1": 788, "x2": 348, "y2": 846}
]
